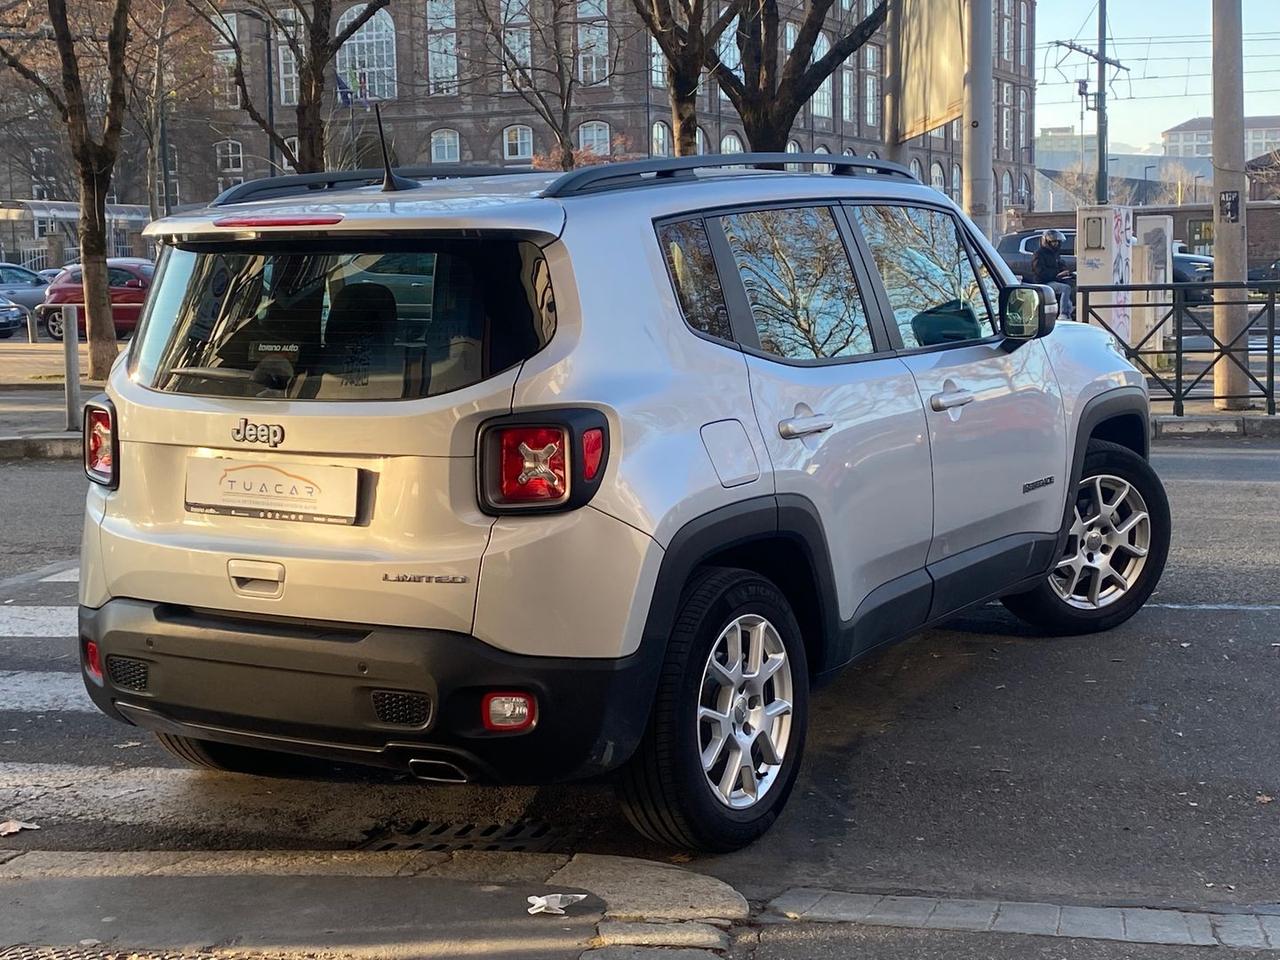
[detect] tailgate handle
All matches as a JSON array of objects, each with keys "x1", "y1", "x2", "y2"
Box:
[{"x1": 228, "y1": 559, "x2": 286, "y2": 599}]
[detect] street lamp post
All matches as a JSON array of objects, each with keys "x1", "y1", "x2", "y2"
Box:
[
  {"x1": 1143, "y1": 164, "x2": 1157, "y2": 205},
  {"x1": 239, "y1": 9, "x2": 276, "y2": 174},
  {"x1": 1193, "y1": 173, "x2": 1205, "y2": 204}
]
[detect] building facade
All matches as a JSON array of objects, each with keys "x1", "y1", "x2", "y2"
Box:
[
  {"x1": 1161, "y1": 115, "x2": 1280, "y2": 161},
  {"x1": 0, "y1": 0, "x2": 1037, "y2": 259}
]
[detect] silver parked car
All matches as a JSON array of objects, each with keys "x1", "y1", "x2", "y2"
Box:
[
  {"x1": 77, "y1": 155, "x2": 1171, "y2": 851},
  {"x1": 0, "y1": 262, "x2": 49, "y2": 317}
]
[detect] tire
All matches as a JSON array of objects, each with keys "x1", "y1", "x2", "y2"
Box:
[
  {"x1": 43, "y1": 310, "x2": 63, "y2": 342},
  {"x1": 617, "y1": 567, "x2": 809, "y2": 851},
  {"x1": 1003, "y1": 439, "x2": 1170, "y2": 635},
  {"x1": 153, "y1": 732, "x2": 298, "y2": 776}
]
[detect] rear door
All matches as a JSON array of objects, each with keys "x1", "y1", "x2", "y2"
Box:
[
  {"x1": 847, "y1": 202, "x2": 1067, "y2": 615},
  {"x1": 709, "y1": 203, "x2": 935, "y2": 651},
  {"x1": 102, "y1": 235, "x2": 556, "y2": 632}
]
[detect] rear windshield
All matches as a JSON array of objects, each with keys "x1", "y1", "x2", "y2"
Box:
[{"x1": 130, "y1": 238, "x2": 556, "y2": 401}]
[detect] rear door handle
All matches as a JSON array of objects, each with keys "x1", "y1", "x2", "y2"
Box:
[
  {"x1": 930, "y1": 389, "x2": 975, "y2": 412},
  {"x1": 778, "y1": 414, "x2": 835, "y2": 439}
]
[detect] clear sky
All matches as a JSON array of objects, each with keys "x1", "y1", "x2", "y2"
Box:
[{"x1": 1033, "y1": 0, "x2": 1280, "y2": 152}]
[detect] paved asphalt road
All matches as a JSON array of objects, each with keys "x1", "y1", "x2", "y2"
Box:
[{"x1": 1, "y1": 440, "x2": 1277, "y2": 957}]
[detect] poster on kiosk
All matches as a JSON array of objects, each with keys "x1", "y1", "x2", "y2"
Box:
[{"x1": 1076, "y1": 205, "x2": 1134, "y2": 343}]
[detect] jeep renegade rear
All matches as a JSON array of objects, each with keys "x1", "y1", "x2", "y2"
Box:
[{"x1": 79, "y1": 155, "x2": 1169, "y2": 851}]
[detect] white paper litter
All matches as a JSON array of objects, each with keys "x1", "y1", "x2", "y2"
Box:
[
  {"x1": 0, "y1": 819, "x2": 39, "y2": 836},
  {"x1": 527, "y1": 893, "x2": 588, "y2": 915}
]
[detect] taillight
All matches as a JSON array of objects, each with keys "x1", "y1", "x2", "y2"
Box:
[
  {"x1": 477, "y1": 411, "x2": 609, "y2": 515},
  {"x1": 498, "y1": 426, "x2": 569, "y2": 505},
  {"x1": 482, "y1": 692, "x2": 537, "y2": 732},
  {"x1": 83, "y1": 403, "x2": 117, "y2": 488}
]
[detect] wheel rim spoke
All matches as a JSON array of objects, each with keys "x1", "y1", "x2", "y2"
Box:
[
  {"x1": 717, "y1": 743, "x2": 743, "y2": 800},
  {"x1": 1050, "y1": 472, "x2": 1153, "y2": 611}
]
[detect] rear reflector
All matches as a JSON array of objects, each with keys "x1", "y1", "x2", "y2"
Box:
[
  {"x1": 213, "y1": 215, "x2": 345, "y2": 228},
  {"x1": 482, "y1": 692, "x2": 537, "y2": 732},
  {"x1": 83, "y1": 639, "x2": 103, "y2": 684},
  {"x1": 582, "y1": 428, "x2": 605, "y2": 481}
]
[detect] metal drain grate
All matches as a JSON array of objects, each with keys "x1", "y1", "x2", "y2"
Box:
[
  {"x1": 105, "y1": 655, "x2": 149, "y2": 691},
  {"x1": 1, "y1": 949, "x2": 217, "y2": 960},
  {"x1": 358, "y1": 819, "x2": 575, "y2": 852}
]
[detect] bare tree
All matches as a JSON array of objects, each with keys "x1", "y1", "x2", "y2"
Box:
[
  {"x1": 472, "y1": 0, "x2": 633, "y2": 170},
  {"x1": 629, "y1": 0, "x2": 736, "y2": 155},
  {"x1": 186, "y1": 0, "x2": 391, "y2": 172},
  {"x1": 703, "y1": 0, "x2": 887, "y2": 153},
  {"x1": 1054, "y1": 164, "x2": 1137, "y2": 207},
  {"x1": 0, "y1": 0, "x2": 133, "y2": 379}
]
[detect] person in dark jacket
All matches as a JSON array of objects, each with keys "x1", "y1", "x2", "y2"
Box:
[{"x1": 1030, "y1": 229, "x2": 1074, "y2": 318}]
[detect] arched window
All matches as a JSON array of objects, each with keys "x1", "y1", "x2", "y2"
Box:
[
  {"x1": 651, "y1": 120, "x2": 671, "y2": 157},
  {"x1": 929, "y1": 161, "x2": 945, "y2": 192},
  {"x1": 695, "y1": 126, "x2": 708, "y2": 155},
  {"x1": 335, "y1": 7, "x2": 397, "y2": 100},
  {"x1": 951, "y1": 162, "x2": 962, "y2": 201},
  {"x1": 720, "y1": 132, "x2": 743, "y2": 154},
  {"x1": 1020, "y1": 173, "x2": 1032, "y2": 208},
  {"x1": 503, "y1": 124, "x2": 533, "y2": 162},
  {"x1": 842, "y1": 147, "x2": 856, "y2": 156},
  {"x1": 814, "y1": 144, "x2": 831, "y2": 173},
  {"x1": 1000, "y1": 169, "x2": 1014, "y2": 209},
  {"x1": 578, "y1": 120, "x2": 611, "y2": 156},
  {"x1": 431, "y1": 128, "x2": 460, "y2": 163},
  {"x1": 866, "y1": 149, "x2": 878, "y2": 159},
  {"x1": 909, "y1": 158, "x2": 922, "y2": 180},
  {"x1": 785, "y1": 138, "x2": 802, "y2": 171}
]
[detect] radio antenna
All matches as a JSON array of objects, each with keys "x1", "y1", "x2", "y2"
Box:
[{"x1": 374, "y1": 104, "x2": 416, "y2": 192}]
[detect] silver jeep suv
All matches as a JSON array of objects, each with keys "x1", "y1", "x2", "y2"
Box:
[{"x1": 78, "y1": 154, "x2": 1170, "y2": 851}]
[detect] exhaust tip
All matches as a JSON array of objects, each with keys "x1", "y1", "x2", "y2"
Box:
[{"x1": 409, "y1": 758, "x2": 469, "y2": 784}]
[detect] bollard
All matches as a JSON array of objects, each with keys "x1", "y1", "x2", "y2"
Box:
[
  {"x1": 63, "y1": 304, "x2": 81, "y2": 432},
  {"x1": 25, "y1": 307, "x2": 39, "y2": 343}
]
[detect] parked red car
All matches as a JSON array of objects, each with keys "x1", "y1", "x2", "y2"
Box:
[{"x1": 38, "y1": 258, "x2": 155, "y2": 341}]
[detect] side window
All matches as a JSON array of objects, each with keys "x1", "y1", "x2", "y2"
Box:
[
  {"x1": 656, "y1": 219, "x2": 733, "y2": 342},
  {"x1": 850, "y1": 204, "x2": 997, "y2": 349},
  {"x1": 107, "y1": 268, "x2": 134, "y2": 287},
  {"x1": 719, "y1": 206, "x2": 874, "y2": 361}
]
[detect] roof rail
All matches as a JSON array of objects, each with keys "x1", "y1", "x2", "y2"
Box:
[
  {"x1": 541, "y1": 152, "x2": 917, "y2": 199},
  {"x1": 210, "y1": 165, "x2": 513, "y2": 207}
]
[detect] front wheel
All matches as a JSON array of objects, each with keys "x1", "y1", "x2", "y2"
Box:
[
  {"x1": 1003, "y1": 439, "x2": 1170, "y2": 634},
  {"x1": 617, "y1": 567, "x2": 809, "y2": 851},
  {"x1": 43, "y1": 310, "x2": 63, "y2": 341}
]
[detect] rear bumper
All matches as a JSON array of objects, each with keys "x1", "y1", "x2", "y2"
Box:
[{"x1": 79, "y1": 599, "x2": 661, "y2": 783}]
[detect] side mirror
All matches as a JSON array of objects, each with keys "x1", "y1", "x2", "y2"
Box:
[{"x1": 999, "y1": 284, "x2": 1056, "y2": 342}]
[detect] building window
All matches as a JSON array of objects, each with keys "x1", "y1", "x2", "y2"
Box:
[
  {"x1": 929, "y1": 124, "x2": 945, "y2": 141},
  {"x1": 577, "y1": 0, "x2": 609, "y2": 86},
  {"x1": 651, "y1": 35, "x2": 666, "y2": 87},
  {"x1": 1000, "y1": 169, "x2": 1013, "y2": 210},
  {"x1": 1018, "y1": 1, "x2": 1028, "y2": 68},
  {"x1": 864, "y1": 44, "x2": 881, "y2": 128},
  {"x1": 720, "y1": 132, "x2": 744, "y2": 154},
  {"x1": 952, "y1": 117, "x2": 962, "y2": 140},
  {"x1": 215, "y1": 139, "x2": 244, "y2": 193},
  {"x1": 213, "y1": 50, "x2": 240, "y2": 109},
  {"x1": 951, "y1": 162, "x2": 962, "y2": 201},
  {"x1": 811, "y1": 34, "x2": 832, "y2": 119},
  {"x1": 717, "y1": 14, "x2": 740, "y2": 99},
  {"x1": 156, "y1": 143, "x2": 179, "y2": 208},
  {"x1": 696, "y1": 127, "x2": 707, "y2": 154},
  {"x1": 866, "y1": 149, "x2": 878, "y2": 159},
  {"x1": 578, "y1": 120, "x2": 611, "y2": 156},
  {"x1": 282, "y1": 136, "x2": 299, "y2": 172},
  {"x1": 651, "y1": 120, "x2": 671, "y2": 157},
  {"x1": 843, "y1": 147, "x2": 856, "y2": 156},
  {"x1": 785, "y1": 139, "x2": 802, "y2": 172},
  {"x1": 814, "y1": 144, "x2": 831, "y2": 173},
  {"x1": 431, "y1": 128, "x2": 461, "y2": 163},
  {"x1": 276, "y1": 9, "x2": 301, "y2": 106},
  {"x1": 499, "y1": 0, "x2": 532, "y2": 94},
  {"x1": 503, "y1": 124, "x2": 533, "y2": 161},
  {"x1": 1000, "y1": 0, "x2": 1012, "y2": 61},
  {"x1": 30, "y1": 147, "x2": 56, "y2": 201},
  {"x1": 842, "y1": 68, "x2": 855, "y2": 124},
  {"x1": 1018, "y1": 88, "x2": 1028, "y2": 152},
  {"x1": 930, "y1": 161, "x2": 946, "y2": 191},
  {"x1": 427, "y1": 0, "x2": 459, "y2": 95},
  {"x1": 909, "y1": 157, "x2": 922, "y2": 180},
  {"x1": 335, "y1": 7, "x2": 397, "y2": 101},
  {"x1": 1020, "y1": 173, "x2": 1032, "y2": 208},
  {"x1": 1000, "y1": 82, "x2": 1013, "y2": 152}
]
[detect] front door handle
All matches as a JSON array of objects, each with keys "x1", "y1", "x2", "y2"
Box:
[
  {"x1": 778, "y1": 414, "x2": 835, "y2": 439},
  {"x1": 930, "y1": 389, "x2": 975, "y2": 412}
]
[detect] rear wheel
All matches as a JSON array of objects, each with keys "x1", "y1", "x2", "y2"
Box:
[
  {"x1": 617, "y1": 567, "x2": 809, "y2": 851},
  {"x1": 154, "y1": 732, "x2": 299, "y2": 776},
  {"x1": 1003, "y1": 439, "x2": 1170, "y2": 634},
  {"x1": 43, "y1": 310, "x2": 63, "y2": 341}
]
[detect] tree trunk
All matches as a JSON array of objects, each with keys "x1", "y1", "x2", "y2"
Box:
[
  {"x1": 557, "y1": 137, "x2": 575, "y2": 171},
  {"x1": 741, "y1": 111, "x2": 788, "y2": 155},
  {"x1": 295, "y1": 82, "x2": 326, "y2": 173},
  {"x1": 77, "y1": 165, "x2": 119, "y2": 381},
  {"x1": 669, "y1": 62, "x2": 699, "y2": 156}
]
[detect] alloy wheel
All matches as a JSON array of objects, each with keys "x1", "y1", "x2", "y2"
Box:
[
  {"x1": 697, "y1": 614, "x2": 794, "y2": 810},
  {"x1": 1051, "y1": 473, "x2": 1151, "y2": 609}
]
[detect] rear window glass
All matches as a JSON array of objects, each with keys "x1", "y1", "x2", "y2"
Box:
[{"x1": 130, "y1": 239, "x2": 556, "y2": 401}]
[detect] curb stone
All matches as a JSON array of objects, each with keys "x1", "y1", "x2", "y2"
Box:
[
  {"x1": 1152, "y1": 414, "x2": 1280, "y2": 439},
  {"x1": 765, "y1": 887, "x2": 1280, "y2": 949},
  {"x1": 594, "y1": 920, "x2": 731, "y2": 950},
  {"x1": 0, "y1": 433, "x2": 81, "y2": 460},
  {"x1": 549, "y1": 853, "x2": 750, "y2": 923}
]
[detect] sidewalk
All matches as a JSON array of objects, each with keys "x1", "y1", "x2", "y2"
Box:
[
  {"x1": 0, "y1": 341, "x2": 100, "y2": 392},
  {"x1": 1, "y1": 849, "x2": 748, "y2": 960}
]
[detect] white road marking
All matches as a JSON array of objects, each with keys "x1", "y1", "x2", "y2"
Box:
[
  {"x1": 39, "y1": 567, "x2": 78, "y2": 583},
  {"x1": 0, "y1": 606, "x2": 78, "y2": 638},
  {"x1": 0, "y1": 671, "x2": 94, "y2": 712},
  {"x1": 1147, "y1": 603, "x2": 1280, "y2": 612}
]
